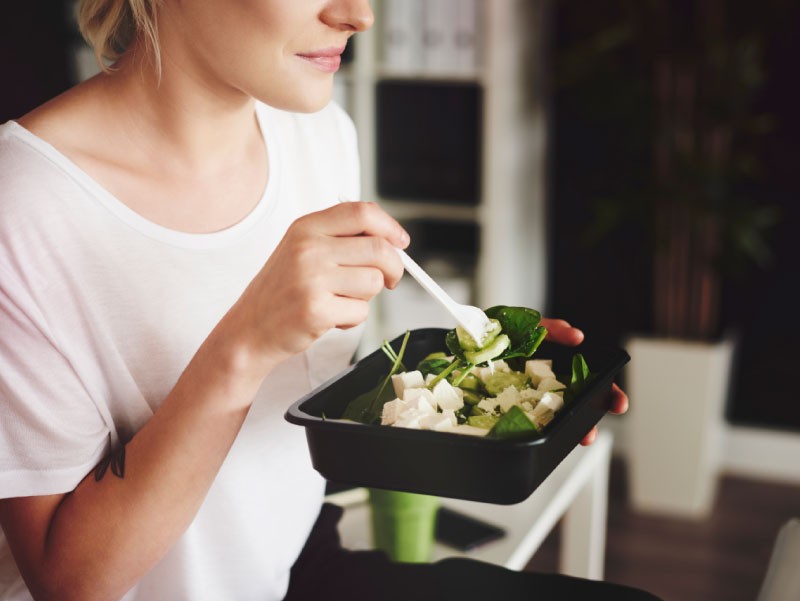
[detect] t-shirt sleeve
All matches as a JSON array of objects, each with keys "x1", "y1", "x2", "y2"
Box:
[{"x1": 0, "y1": 263, "x2": 109, "y2": 498}]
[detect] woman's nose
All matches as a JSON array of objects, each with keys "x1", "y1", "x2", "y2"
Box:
[{"x1": 322, "y1": 0, "x2": 375, "y2": 33}]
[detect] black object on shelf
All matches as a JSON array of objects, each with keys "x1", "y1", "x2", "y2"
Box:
[
  {"x1": 376, "y1": 81, "x2": 482, "y2": 205},
  {"x1": 286, "y1": 328, "x2": 629, "y2": 505}
]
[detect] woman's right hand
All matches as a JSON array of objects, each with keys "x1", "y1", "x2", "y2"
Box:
[{"x1": 234, "y1": 201, "x2": 409, "y2": 362}]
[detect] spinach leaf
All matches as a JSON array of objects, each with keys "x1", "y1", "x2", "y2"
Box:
[
  {"x1": 416, "y1": 357, "x2": 452, "y2": 378},
  {"x1": 487, "y1": 405, "x2": 540, "y2": 440},
  {"x1": 484, "y1": 305, "x2": 548, "y2": 361},
  {"x1": 341, "y1": 331, "x2": 410, "y2": 424}
]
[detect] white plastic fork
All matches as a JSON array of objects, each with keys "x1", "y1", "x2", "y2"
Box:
[
  {"x1": 335, "y1": 197, "x2": 492, "y2": 343},
  {"x1": 394, "y1": 247, "x2": 493, "y2": 344}
]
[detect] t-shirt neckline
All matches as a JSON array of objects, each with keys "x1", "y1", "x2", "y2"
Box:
[{"x1": 5, "y1": 105, "x2": 279, "y2": 250}]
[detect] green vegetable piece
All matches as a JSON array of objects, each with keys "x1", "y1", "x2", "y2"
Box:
[
  {"x1": 468, "y1": 414, "x2": 500, "y2": 429},
  {"x1": 488, "y1": 405, "x2": 540, "y2": 440},
  {"x1": 341, "y1": 331, "x2": 411, "y2": 424},
  {"x1": 483, "y1": 371, "x2": 531, "y2": 396},
  {"x1": 455, "y1": 373, "x2": 482, "y2": 391},
  {"x1": 464, "y1": 334, "x2": 510, "y2": 365},
  {"x1": 461, "y1": 389, "x2": 482, "y2": 406},
  {"x1": 484, "y1": 306, "x2": 548, "y2": 361},
  {"x1": 456, "y1": 318, "x2": 502, "y2": 351},
  {"x1": 416, "y1": 356, "x2": 452, "y2": 378}
]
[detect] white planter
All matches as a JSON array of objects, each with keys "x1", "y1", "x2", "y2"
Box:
[{"x1": 625, "y1": 335, "x2": 735, "y2": 518}]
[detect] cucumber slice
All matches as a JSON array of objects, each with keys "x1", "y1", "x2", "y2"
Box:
[
  {"x1": 460, "y1": 389, "x2": 482, "y2": 406},
  {"x1": 465, "y1": 334, "x2": 510, "y2": 365},
  {"x1": 456, "y1": 318, "x2": 502, "y2": 351},
  {"x1": 467, "y1": 414, "x2": 500, "y2": 430}
]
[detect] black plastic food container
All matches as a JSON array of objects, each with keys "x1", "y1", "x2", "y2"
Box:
[{"x1": 285, "y1": 328, "x2": 629, "y2": 505}]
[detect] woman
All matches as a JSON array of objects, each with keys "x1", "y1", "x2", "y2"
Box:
[{"x1": 0, "y1": 1, "x2": 645, "y2": 600}]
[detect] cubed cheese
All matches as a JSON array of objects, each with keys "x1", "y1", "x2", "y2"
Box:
[
  {"x1": 474, "y1": 359, "x2": 511, "y2": 381},
  {"x1": 394, "y1": 409, "x2": 424, "y2": 429},
  {"x1": 381, "y1": 399, "x2": 407, "y2": 425},
  {"x1": 537, "y1": 377, "x2": 566, "y2": 392},
  {"x1": 495, "y1": 386, "x2": 521, "y2": 413},
  {"x1": 525, "y1": 359, "x2": 555, "y2": 386},
  {"x1": 539, "y1": 391, "x2": 564, "y2": 412},
  {"x1": 451, "y1": 424, "x2": 490, "y2": 437},
  {"x1": 419, "y1": 411, "x2": 458, "y2": 431},
  {"x1": 432, "y1": 379, "x2": 463, "y2": 411},
  {"x1": 391, "y1": 370, "x2": 425, "y2": 398},
  {"x1": 403, "y1": 393, "x2": 436, "y2": 416},
  {"x1": 519, "y1": 387, "x2": 545, "y2": 403},
  {"x1": 477, "y1": 398, "x2": 500, "y2": 414},
  {"x1": 402, "y1": 387, "x2": 435, "y2": 406}
]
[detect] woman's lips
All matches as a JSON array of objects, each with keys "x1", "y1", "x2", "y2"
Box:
[{"x1": 297, "y1": 47, "x2": 345, "y2": 73}]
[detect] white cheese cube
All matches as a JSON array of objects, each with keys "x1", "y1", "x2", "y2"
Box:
[
  {"x1": 424, "y1": 373, "x2": 438, "y2": 386},
  {"x1": 477, "y1": 398, "x2": 500, "y2": 414},
  {"x1": 520, "y1": 401, "x2": 534, "y2": 413},
  {"x1": 525, "y1": 359, "x2": 555, "y2": 386},
  {"x1": 391, "y1": 370, "x2": 426, "y2": 398},
  {"x1": 519, "y1": 388, "x2": 545, "y2": 403},
  {"x1": 394, "y1": 409, "x2": 424, "y2": 429},
  {"x1": 474, "y1": 359, "x2": 511, "y2": 382},
  {"x1": 402, "y1": 387, "x2": 435, "y2": 406},
  {"x1": 451, "y1": 424, "x2": 490, "y2": 437},
  {"x1": 539, "y1": 391, "x2": 564, "y2": 412},
  {"x1": 537, "y1": 377, "x2": 566, "y2": 392},
  {"x1": 403, "y1": 393, "x2": 436, "y2": 416},
  {"x1": 381, "y1": 399, "x2": 407, "y2": 425},
  {"x1": 495, "y1": 386, "x2": 521, "y2": 413},
  {"x1": 432, "y1": 379, "x2": 463, "y2": 411},
  {"x1": 419, "y1": 411, "x2": 458, "y2": 431}
]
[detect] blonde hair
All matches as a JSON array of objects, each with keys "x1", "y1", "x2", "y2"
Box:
[{"x1": 78, "y1": 0, "x2": 161, "y2": 73}]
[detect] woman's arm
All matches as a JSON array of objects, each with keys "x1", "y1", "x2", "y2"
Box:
[{"x1": 0, "y1": 202, "x2": 408, "y2": 601}]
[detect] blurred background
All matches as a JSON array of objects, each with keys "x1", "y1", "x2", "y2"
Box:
[{"x1": 2, "y1": 1, "x2": 798, "y2": 599}]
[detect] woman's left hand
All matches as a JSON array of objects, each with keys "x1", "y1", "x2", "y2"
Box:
[{"x1": 540, "y1": 318, "x2": 629, "y2": 446}]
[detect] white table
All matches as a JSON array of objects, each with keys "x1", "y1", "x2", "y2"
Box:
[{"x1": 325, "y1": 430, "x2": 613, "y2": 580}]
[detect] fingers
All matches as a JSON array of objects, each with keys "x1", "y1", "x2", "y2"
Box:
[
  {"x1": 580, "y1": 427, "x2": 598, "y2": 446},
  {"x1": 608, "y1": 382, "x2": 629, "y2": 415},
  {"x1": 328, "y1": 235, "x2": 405, "y2": 290},
  {"x1": 540, "y1": 318, "x2": 584, "y2": 347},
  {"x1": 314, "y1": 201, "x2": 410, "y2": 250}
]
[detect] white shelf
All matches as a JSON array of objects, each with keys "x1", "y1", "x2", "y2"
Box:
[{"x1": 348, "y1": 0, "x2": 550, "y2": 350}]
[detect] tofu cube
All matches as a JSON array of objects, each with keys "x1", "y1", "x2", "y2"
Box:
[
  {"x1": 495, "y1": 386, "x2": 521, "y2": 413},
  {"x1": 525, "y1": 359, "x2": 555, "y2": 387},
  {"x1": 539, "y1": 391, "x2": 564, "y2": 412},
  {"x1": 477, "y1": 398, "x2": 500, "y2": 415},
  {"x1": 403, "y1": 392, "x2": 436, "y2": 416},
  {"x1": 419, "y1": 410, "x2": 458, "y2": 431},
  {"x1": 381, "y1": 399, "x2": 407, "y2": 425},
  {"x1": 391, "y1": 370, "x2": 426, "y2": 398},
  {"x1": 402, "y1": 387, "x2": 435, "y2": 408},
  {"x1": 537, "y1": 377, "x2": 566, "y2": 392},
  {"x1": 432, "y1": 379, "x2": 463, "y2": 411},
  {"x1": 452, "y1": 424, "x2": 490, "y2": 437}
]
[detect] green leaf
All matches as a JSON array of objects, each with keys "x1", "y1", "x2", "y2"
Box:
[
  {"x1": 487, "y1": 405, "x2": 540, "y2": 440},
  {"x1": 484, "y1": 306, "x2": 548, "y2": 361},
  {"x1": 341, "y1": 331, "x2": 411, "y2": 425},
  {"x1": 416, "y1": 357, "x2": 452, "y2": 378}
]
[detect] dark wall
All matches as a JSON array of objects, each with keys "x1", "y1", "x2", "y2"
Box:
[
  {"x1": 0, "y1": 3, "x2": 74, "y2": 122},
  {"x1": 548, "y1": 0, "x2": 800, "y2": 431}
]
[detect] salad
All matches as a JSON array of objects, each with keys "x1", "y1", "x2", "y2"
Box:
[{"x1": 341, "y1": 306, "x2": 593, "y2": 440}]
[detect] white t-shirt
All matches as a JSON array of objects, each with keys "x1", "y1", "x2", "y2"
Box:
[{"x1": 0, "y1": 101, "x2": 363, "y2": 601}]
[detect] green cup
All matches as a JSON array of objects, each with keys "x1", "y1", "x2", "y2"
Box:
[{"x1": 368, "y1": 488, "x2": 440, "y2": 563}]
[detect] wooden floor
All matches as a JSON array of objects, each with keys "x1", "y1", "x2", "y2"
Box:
[{"x1": 525, "y1": 458, "x2": 800, "y2": 601}]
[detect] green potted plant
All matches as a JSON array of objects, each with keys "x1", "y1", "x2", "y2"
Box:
[{"x1": 555, "y1": 0, "x2": 783, "y2": 516}]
